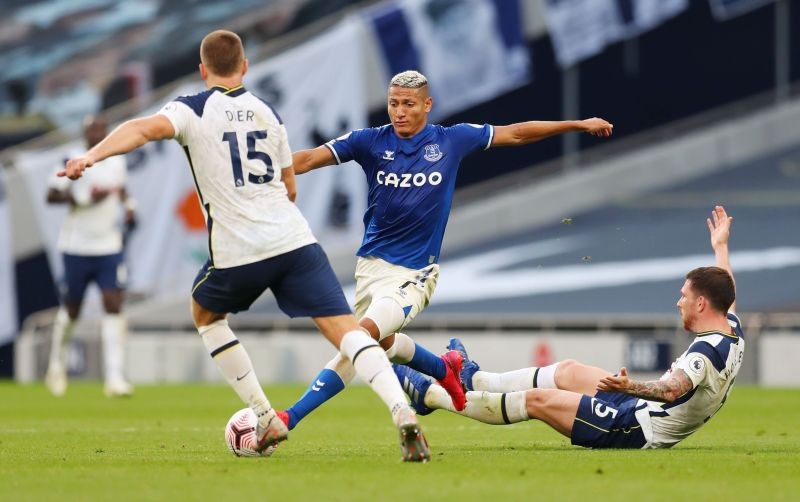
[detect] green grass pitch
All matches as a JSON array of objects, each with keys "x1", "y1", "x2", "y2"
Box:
[{"x1": 1, "y1": 383, "x2": 798, "y2": 501}]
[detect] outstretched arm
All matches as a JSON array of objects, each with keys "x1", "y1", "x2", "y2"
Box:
[
  {"x1": 292, "y1": 145, "x2": 337, "y2": 175},
  {"x1": 491, "y1": 117, "x2": 613, "y2": 147},
  {"x1": 597, "y1": 367, "x2": 694, "y2": 403},
  {"x1": 708, "y1": 205, "x2": 736, "y2": 313},
  {"x1": 59, "y1": 114, "x2": 175, "y2": 180}
]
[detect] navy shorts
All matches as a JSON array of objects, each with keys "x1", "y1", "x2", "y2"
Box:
[
  {"x1": 571, "y1": 391, "x2": 648, "y2": 449},
  {"x1": 192, "y1": 243, "x2": 352, "y2": 317},
  {"x1": 61, "y1": 252, "x2": 126, "y2": 304}
]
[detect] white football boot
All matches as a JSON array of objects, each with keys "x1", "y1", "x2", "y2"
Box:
[
  {"x1": 104, "y1": 379, "x2": 134, "y2": 398},
  {"x1": 254, "y1": 409, "x2": 289, "y2": 453},
  {"x1": 395, "y1": 406, "x2": 430, "y2": 462}
]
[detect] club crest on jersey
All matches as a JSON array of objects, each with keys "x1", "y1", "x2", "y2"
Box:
[
  {"x1": 382, "y1": 150, "x2": 395, "y2": 161},
  {"x1": 424, "y1": 144, "x2": 442, "y2": 162}
]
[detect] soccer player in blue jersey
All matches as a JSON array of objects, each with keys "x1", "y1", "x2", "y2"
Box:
[
  {"x1": 397, "y1": 206, "x2": 743, "y2": 449},
  {"x1": 59, "y1": 31, "x2": 429, "y2": 461},
  {"x1": 282, "y1": 70, "x2": 613, "y2": 430}
]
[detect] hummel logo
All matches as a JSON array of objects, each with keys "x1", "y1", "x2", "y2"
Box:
[
  {"x1": 311, "y1": 379, "x2": 326, "y2": 391},
  {"x1": 236, "y1": 370, "x2": 251, "y2": 381},
  {"x1": 382, "y1": 150, "x2": 395, "y2": 161}
]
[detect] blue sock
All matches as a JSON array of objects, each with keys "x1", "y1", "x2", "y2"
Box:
[
  {"x1": 285, "y1": 368, "x2": 345, "y2": 430},
  {"x1": 407, "y1": 343, "x2": 446, "y2": 380}
]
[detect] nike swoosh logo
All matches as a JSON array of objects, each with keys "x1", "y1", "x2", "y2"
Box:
[{"x1": 236, "y1": 370, "x2": 251, "y2": 381}]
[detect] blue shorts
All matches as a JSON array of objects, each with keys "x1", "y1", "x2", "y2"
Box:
[
  {"x1": 192, "y1": 243, "x2": 352, "y2": 317},
  {"x1": 571, "y1": 391, "x2": 648, "y2": 449},
  {"x1": 61, "y1": 253, "x2": 126, "y2": 304}
]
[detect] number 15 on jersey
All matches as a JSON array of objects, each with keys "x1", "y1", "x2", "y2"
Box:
[{"x1": 222, "y1": 130, "x2": 274, "y2": 187}]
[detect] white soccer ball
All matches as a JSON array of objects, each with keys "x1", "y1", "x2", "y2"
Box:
[{"x1": 224, "y1": 407, "x2": 276, "y2": 457}]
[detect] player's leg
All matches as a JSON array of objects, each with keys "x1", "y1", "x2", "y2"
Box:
[
  {"x1": 406, "y1": 368, "x2": 580, "y2": 437},
  {"x1": 46, "y1": 254, "x2": 86, "y2": 396},
  {"x1": 274, "y1": 245, "x2": 428, "y2": 461},
  {"x1": 281, "y1": 351, "x2": 354, "y2": 430},
  {"x1": 312, "y1": 314, "x2": 429, "y2": 462},
  {"x1": 283, "y1": 256, "x2": 455, "y2": 428},
  {"x1": 398, "y1": 366, "x2": 649, "y2": 448},
  {"x1": 523, "y1": 389, "x2": 583, "y2": 437},
  {"x1": 356, "y1": 258, "x2": 465, "y2": 410},
  {"x1": 45, "y1": 304, "x2": 80, "y2": 396},
  {"x1": 282, "y1": 329, "x2": 444, "y2": 429},
  {"x1": 191, "y1": 261, "x2": 285, "y2": 451},
  {"x1": 452, "y1": 388, "x2": 580, "y2": 437},
  {"x1": 97, "y1": 253, "x2": 132, "y2": 397},
  {"x1": 449, "y1": 337, "x2": 611, "y2": 395}
]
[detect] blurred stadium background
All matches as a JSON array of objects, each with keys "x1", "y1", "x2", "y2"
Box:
[{"x1": 1, "y1": 0, "x2": 798, "y2": 388}]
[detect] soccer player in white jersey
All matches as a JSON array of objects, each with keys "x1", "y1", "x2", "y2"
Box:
[
  {"x1": 396, "y1": 206, "x2": 744, "y2": 449},
  {"x1": 280, "y1": 70, "x2": 613, "y2": 431},
  {"x1": 59, "y1": 30, "x2": 429, "y2": 461},
  {"x1": 45, "y1": 115, "x2": 137, "y2": 398}
]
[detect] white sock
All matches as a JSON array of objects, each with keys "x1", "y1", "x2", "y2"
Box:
[
  {"x1": 199, "y1": 320, "x2": 271, "y2": 417},
  {"x1": 423, "y1": 383, "x2": 457, "y2": 411},
  {"x1": 473, "y1": 368, "x2": 537, "y2": 392},
  {"x1": 324, "y1": 352, "x2": 356, "y2": 384},
  {"x1": 383, "y1": 332, "x2": 415, "y2": 363},
  {"x1": 472, "y1": 364, "x2": 560, "y2": 392},
  {"x1": 535, "y1": 363, "x2": 559, "y2": 389},
  {"x1": 339, "y1": 329, "x2": 411, "y2": 424},
  {"x1": 101, "y1": 314, "x2": 127, "y2": 384},
  {"x1": 49, "y1": 308, "x2": 75, "y2": 369},
  {"x1": 425, "y1": 385, "x2": 529, "y2": 425},
  {"x1": 463, "y1": 391, "x2": 529, "y2": 424}
]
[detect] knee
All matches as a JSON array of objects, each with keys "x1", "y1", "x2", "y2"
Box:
[
  {"x1": 525, "y1": 389, "x2": 548, "y2": 418},
  {"x1": 101, "y1": 291, "x2": 123, "y2": 314},
  {"x1": 191, "y1": 299, "x2": 225, "y2": 328},
  {"x1": 362, "y1": 297, "x2": 405, "y2": 340},
  {"x1": 378, "y1": 334, "x2": 395, "y2": 350},
  {"x1": 104, "y1": 304, "x2": 122, "y2": 315},
  {"x1": 554, "y1": 359, "x2": 579, "y2": 388},
  {"x1": 65, "y1": 304, "x2": 81, "y2": 321},
  {"x1": 359, "y1": 317, "x2": 382, "y2": 341}
]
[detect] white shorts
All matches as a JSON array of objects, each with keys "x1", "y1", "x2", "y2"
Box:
[{"x1": 353, "y1": 256, "x2": 439, "y2": 330}]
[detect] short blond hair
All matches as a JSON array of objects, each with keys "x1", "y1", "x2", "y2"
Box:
[
  {"x1": 200, "y1": 30, "x2": 245, "y2": 77},
  {"x1": 390, "y1": 70, "x2": 428, "y2": 89}
]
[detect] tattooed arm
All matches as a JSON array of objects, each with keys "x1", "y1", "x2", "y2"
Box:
[{"x1": 597, "y1": 367, "x2": 694, "y2": 403}]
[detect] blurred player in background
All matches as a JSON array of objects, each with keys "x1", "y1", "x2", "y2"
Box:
[
  {"x1": 59, "y1": 30, "x2": 429, "y2": 461},
  {"x1": 397, "y1": 206, "x2": 744, "y2": 449},
  {"x1": 45, "y1": 115, "x2": 137, "y2": 398},
  {"x1": 284, "y1": 70, "x2": 613, "y2": 430}
]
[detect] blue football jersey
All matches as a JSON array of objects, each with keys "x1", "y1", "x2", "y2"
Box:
[{"x1": 325, "y1": 123, "x2": 493, "y2": 269}]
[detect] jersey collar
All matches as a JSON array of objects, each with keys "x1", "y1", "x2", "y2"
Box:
[
  {"x1": 212, "y1": 84, "x2": 246, "y2": 97},
  {"x1": 696, "y1": 330, "x2": 738, "y2": 340}
]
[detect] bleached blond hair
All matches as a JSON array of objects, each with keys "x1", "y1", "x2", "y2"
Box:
[{"x1": 389, "y1": 70, "x2": 428, "y2": 89}]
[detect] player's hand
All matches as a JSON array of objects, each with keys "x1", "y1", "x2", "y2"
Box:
[
  {"x1": 124, "y1": 209, "x2": 137, "y2": 230},
  {"x1": 58, "y1": 155, "x2": 95, "y2": 180},
  {"x1": 582, "y1": 117, "x2": 613, "y2": 137},
  {"x1": 597, "y1": 367, "x2": 630, "y2": 393},
  {"x1": 707, "y1": 205, "x2": 732, "y2": 250},
  {"x1": 281, "y1": 166, "x2": 297, "y2": 203},
  {"x1": 124, "y1": 214, "x2": 138, "y2": 233}
]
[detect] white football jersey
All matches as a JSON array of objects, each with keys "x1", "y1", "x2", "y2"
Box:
[
  {"x1": 158, "y1": 85, "x2": 315, "y2": 268},
  {"x1": 49, "y1": 152, "x2": 127, "y2": 256},
  {"x1": 644, "y1": 312, "x2": 745, "y2": 448}
]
